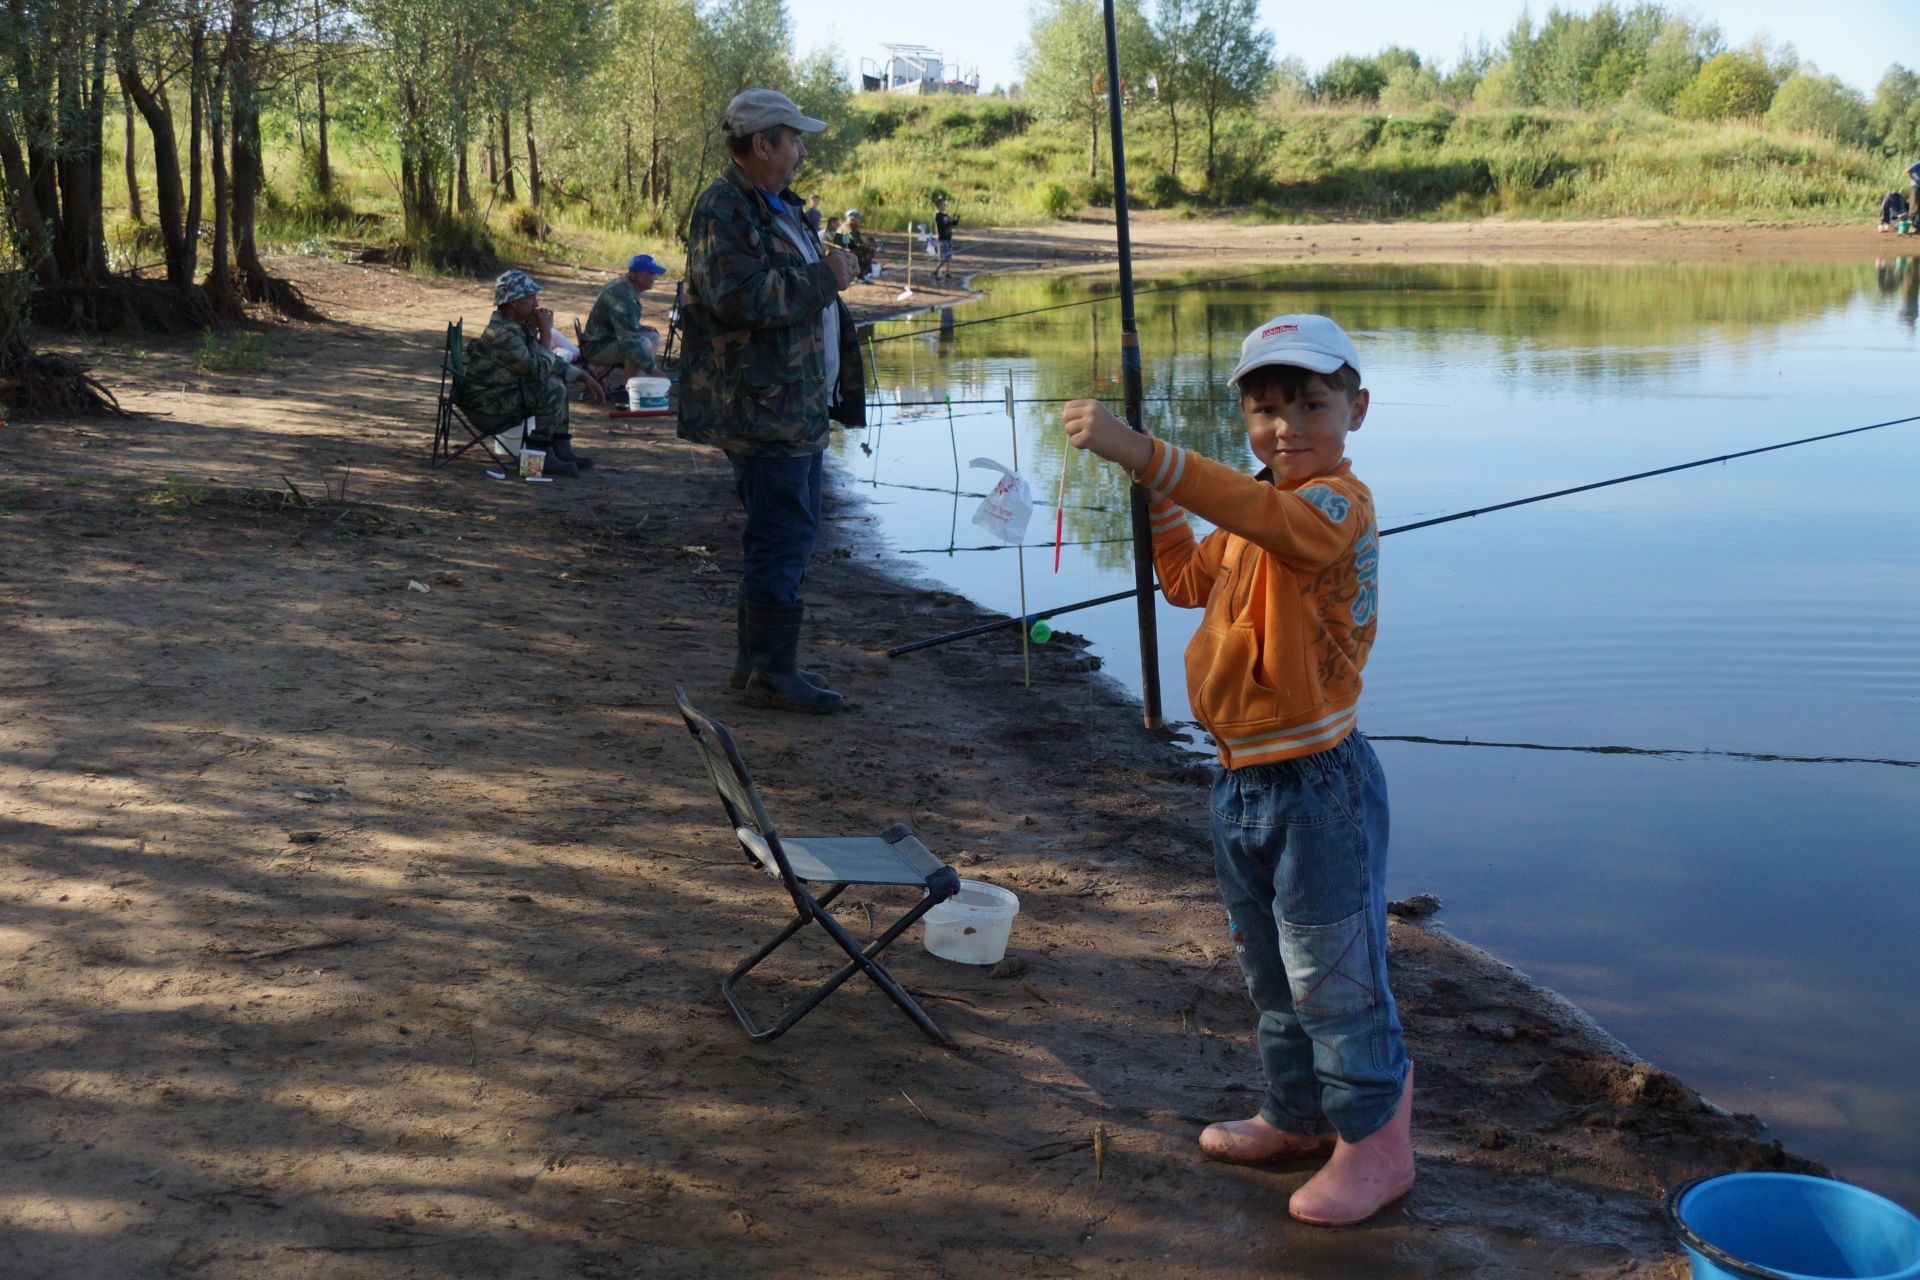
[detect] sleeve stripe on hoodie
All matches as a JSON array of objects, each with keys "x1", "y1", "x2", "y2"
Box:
[{"x1": 1142, "y1": 441, "x2": 1187, "y2": 495}]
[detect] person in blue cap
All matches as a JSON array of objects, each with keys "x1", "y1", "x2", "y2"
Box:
[{"x1": 581, "y1": 253, "x2": 667, "y2": 399}]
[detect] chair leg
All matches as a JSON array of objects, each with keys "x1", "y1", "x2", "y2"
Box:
[{"x1": 719, "y1": 885, "x2": 954, "y2": 1047}]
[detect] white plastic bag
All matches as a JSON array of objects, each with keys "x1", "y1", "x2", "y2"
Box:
[{"x1": 969, "y1": 458, "x2": 1034, "y2": 545}]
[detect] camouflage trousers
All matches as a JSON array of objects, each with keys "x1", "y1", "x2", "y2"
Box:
[
  {"x1": 581, "y1": 332, "x2": 659, "y2": 374},
  {"x1": 460, "y1": 372, "x2": 571, "y2": 445}
]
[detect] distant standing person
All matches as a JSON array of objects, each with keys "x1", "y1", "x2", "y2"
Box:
[
  {"x1": 932, "y1": 196, "x2": 959, "y2": 283},
  {"x1": 803, "y1": 193, "x2": 823, "y2": 238},
  {"x1": 1909, "y1": 157, "x2": 1920, "y2": 220},
  {"x1": 678, "y1": 89, "x2": 865, "y2": 714}
]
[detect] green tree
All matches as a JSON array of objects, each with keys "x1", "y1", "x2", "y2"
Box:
[
  {"x1": 1380, "y1": 64, "x2": 1441, "y2": 112},
  {"x1": 1673, "y1": 49, "x2": 1776, "y2": 121},
  {"x1": 1631, "y1": 14, "x2": 1721, "y2": 112},
  {"x1": 1766, "y1": 71, "x2": 1869, "y2": 145},
  {"x1": 1149, "y1": 0, "x2": 1192, "y2": 178},
  {"x1": 1869, "y1": 65, "x2": 1920, "y2": 156},
  {"x1": 1185, "y1": 0, "x2": 1270, "y2": 187},
  {"x1": 1019, "y1": 0, "x2": 1152, "y2": 180},
  {"x1": 1314, "y1": 54, "x2": 1386, "y2": 104}
]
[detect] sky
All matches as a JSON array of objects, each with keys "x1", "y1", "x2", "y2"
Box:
[{"x1": 788, "y1": 0, "x2": 1917, "y2": 98}]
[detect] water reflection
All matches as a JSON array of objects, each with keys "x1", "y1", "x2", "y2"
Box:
[{"x1": 840, "y1": 260, "x2": 1920, "y2": 1205}]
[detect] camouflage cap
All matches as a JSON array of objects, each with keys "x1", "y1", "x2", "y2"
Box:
[{"x1": 493, "y1": 269, "x2": 541, "y2": 306}]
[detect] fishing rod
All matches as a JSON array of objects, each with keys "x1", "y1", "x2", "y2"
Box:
[
  {"x1": 897, "y1": 537, "x2": 1132, "y2": 556},
  {"x1": 885, "y1": 409, "x2": 1920, "y2": 658},
  {"x1": 1101, "y1": 0, "x2": 1162, "y2": 729}
]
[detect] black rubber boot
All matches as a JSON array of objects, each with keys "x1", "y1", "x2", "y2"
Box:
[
  {"x1": 741, "y1": 600, "x2": 845, "y2": 714},
  {"x1": 549, "y1": 436, "x2": 594, "y2": 470},
  {"x1": 731, "y1": 596, "x2": 831, "y2": 692},
  {"x1": 525, "y1": 439, "x2": 578, "y2": 477}
]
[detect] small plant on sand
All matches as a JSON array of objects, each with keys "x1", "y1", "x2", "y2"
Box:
[{"x1": 196, "y1": 329, "x2": 272, "y2": 373}]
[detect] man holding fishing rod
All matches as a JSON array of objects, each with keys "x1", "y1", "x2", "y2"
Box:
[{"x1": 677, "y1": 89, "x2": 867, "y2": 714}]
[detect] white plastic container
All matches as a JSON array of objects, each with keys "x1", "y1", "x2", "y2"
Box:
[
  {"x1": 922, "y1": 880, "x2": 1020, "y2": 965},
  {"x1": 628, "y1": 376, "x2": 670, "y2": 410}
]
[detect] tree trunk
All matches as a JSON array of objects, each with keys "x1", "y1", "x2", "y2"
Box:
[
  {"x1": 483, "y1": 118, "x2": 496, "y2": 187},
  {"x1": 522, "y1": 92, "x2": 539, "y2": 208},
  {"x1": 1166, "y1": 101, "x2": 1180, "y2": 180},
  {"x1": 227, "y1": 0, "x2": 274, "y2": 301},
  {"x1": 312, "y1": 0, "x2": 330, "y2": 195},
  {"x1": 187, "y1": 20, "x2": 204, "y2": 274},
  {"x1": 203, "y1": 40, "x2": 238, "y2": 316},
  {"x1": 1088, "y1": 111, "x2": 1099, "y2": 180},
  {"x1": 118, "y1": 46, "x2": 193, "y2": 286},
  {"x1": 499, "y1": 106, "x2": 515, "y2": 201},
  {"x1": 86, "y1": 22, "x2": 111, "y2": 279},
  {"x1": 1203, "y1": 103, "x2": 1218, "y2": 187},
  {"x1": 122, "y1": 87, "x2": 142, "y2": 222},
  {"x1": 0, "y1": 104, "x2": 55, "y2": 287}
]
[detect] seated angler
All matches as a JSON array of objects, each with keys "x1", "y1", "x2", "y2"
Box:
[
  {"x1": 461, "y1": 269, "x2": 604, "y2": 476},
  {"x1": 581, "y1": 254, "x2": 668, "y2": 400}
]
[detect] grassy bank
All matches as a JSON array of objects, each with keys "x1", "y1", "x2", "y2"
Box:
[
  {"x1": 809, "y1": 95, "x2": 1889, "y2": 232},
  {"x1": 93, "y1": 93, "x2": 1892, "y2": 280}
]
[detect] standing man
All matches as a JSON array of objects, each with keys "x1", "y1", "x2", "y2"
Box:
[
  {"x1": 580, "y1": 253, "x2": 667, "y2": 398},
  {"x1": 1908, "y1": 156, "x2": 1920, "y2": 225},
  {"x1": 803, "y1": 193, "x2": 824, "y2": 238},
  {"x1": 678, "y1": 89, "x2": 864, "y2": 714},
  {"x1": 932, "y1": 196, "x2": 959, "y2": 283}
]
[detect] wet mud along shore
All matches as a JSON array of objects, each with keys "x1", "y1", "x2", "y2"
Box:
[{"x1": 0, "y1": 235, "x2": 1824, "y2": 1277}]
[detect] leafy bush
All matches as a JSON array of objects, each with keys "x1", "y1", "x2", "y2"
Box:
[
  {"x1": 1328, "y1": 115, "x2": 1384, "y2": 153},
  {"x1": 1675, "y1": 52, "x2": 1776, "y2": 121},
  {"x1": 1142, "y1": 172, "x2": 1185, "y2": 208},
  {"x1": 508, "y1": 205, "x2": 550, "y2": 240},
  {"x1": 1767, "y1": 73, "x2": 1871, "y2": 145},
  {"x1": 1316, "y1": 54, "x2": 1388, "y2": 104},
  {"x1": 1039, "y1": 182, "x2": 1075, "y2": 218},
  {"x1": 1382, "y1": 107, "x2": 1454, "y2": 149},
  {"x1": 1083, "y1": 176, "x2": 1114, "y2": 207},
  {"x1": 196, "y1": 329, "x2": 271, "y2": 372}
]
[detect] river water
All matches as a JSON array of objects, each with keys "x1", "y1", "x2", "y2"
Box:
[{"x1": 835, "y1": 256, "x2": 1920, "y2": 1203}]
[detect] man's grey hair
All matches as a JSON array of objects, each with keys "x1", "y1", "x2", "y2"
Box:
[{"x1": 726, "y1": 124, "x2": 790, "y2": 158}]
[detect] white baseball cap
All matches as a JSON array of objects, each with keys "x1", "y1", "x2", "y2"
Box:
[{"x1": 1227, "y1": 314, "x2": 1361, "y2": 388}]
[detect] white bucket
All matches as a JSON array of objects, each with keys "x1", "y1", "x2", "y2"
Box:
[
  {"x1": 629, "y1": 376, "x2": 670, "y2": 410},
  {"x1": 922, "y1": 880, "x2": 1020, "y2": 965}
]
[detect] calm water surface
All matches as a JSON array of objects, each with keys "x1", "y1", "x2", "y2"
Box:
[{"x1": 834, "y1": 258, "x2": 1920, "y2": 1204}]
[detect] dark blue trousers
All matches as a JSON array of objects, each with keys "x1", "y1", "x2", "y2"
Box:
[{"x1": 727, "y1": 450, "x2": 824, "y2": 605}]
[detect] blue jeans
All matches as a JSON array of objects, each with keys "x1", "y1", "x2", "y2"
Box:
[
  {"x1": 1210, "y1": 730, "x2": 1408, "y2": 1142},
  {"x1": 727, "y1": 450, "x2": 824, "y2": 605}
]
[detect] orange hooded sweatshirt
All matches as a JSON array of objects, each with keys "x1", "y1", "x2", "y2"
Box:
[{"x1": 1136, "y1": 437, "x2": 1379, "y2": 769}]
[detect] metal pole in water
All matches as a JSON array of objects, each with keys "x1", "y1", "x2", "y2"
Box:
[{"x1": 1101, "y1": 0, "x2": 1163, "y2": 729}]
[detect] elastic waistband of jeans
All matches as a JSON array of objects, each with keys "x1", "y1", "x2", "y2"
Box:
[{"x1": 1220, "y1": 729, "x2": 1369, "y2": 784}]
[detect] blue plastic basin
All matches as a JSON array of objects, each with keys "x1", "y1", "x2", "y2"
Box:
[{"x1": 1669, "y1": 1174, "x2": 1920, "y2": 1280}]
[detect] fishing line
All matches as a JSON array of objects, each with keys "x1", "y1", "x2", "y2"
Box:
[
  {"x1": 896, "y1": 537, "x2": 1132, "y2": 555},
  {"x1": 864, "y1": 264, "x2": 1299, "y2": 347},
  {"x1": 887, "y1": 407, "x2": 1920, "y2": 656},
  {"x1": 1367, "y1": 734, "x2": 1920, "y2": 770}
]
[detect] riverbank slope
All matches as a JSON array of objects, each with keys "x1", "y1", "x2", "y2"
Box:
[{"x1": 0, "y1": 238, "x2": 1821, "y2": 1276}]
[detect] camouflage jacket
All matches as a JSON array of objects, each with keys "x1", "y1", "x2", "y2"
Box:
[
  {"x1": 581, "y1": 276, "x2": 656, "y2": 370},
  {"x1": 461, "y1": 308, "x2": 580, "y2": 426},
  {"x1": 677, "y1": 164, "x2": 866, "y2": 457}
]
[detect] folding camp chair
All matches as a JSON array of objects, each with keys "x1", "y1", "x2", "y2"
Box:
[
  {"x1": 430, "y1": 319, "x2": 527, "y2": 470},
  {"x1": 673, "y1": 685, "x2": 961, "y2": 1046}
]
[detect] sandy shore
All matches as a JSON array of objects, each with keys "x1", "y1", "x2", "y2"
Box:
[{"x1": 0, "y1": 222, "x2": 1836, "y2": 1276}]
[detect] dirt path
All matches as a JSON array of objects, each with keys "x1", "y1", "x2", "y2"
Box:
[{"x1": 0, "y1": 235, "x2": 1820, "y2": 1277}]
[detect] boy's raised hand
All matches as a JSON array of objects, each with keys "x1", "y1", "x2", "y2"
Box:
[{"x1": 1062, "y1": 399, "x2": 1153, "y2": 474}]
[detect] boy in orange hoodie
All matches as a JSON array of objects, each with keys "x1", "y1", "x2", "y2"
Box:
[{"x1": 1061, "y1": 314, "x2": 1412, "y2": 1226}]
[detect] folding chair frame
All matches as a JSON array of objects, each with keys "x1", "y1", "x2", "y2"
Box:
[
  {"x1": 673, "y1": 685, "x2": 961, "y2": 1047},
  {"x1": 430, "y1": 319, "x2": 528, "y2": 470}
]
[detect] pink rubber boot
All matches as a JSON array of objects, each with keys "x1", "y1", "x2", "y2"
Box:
[
  {"x1": 1199, "y1": 1115, "x2": 1337, "y2": 1164},
  {"x1": 1287, "y1": 1063, "x2": 1415, "y2": 1226}
]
